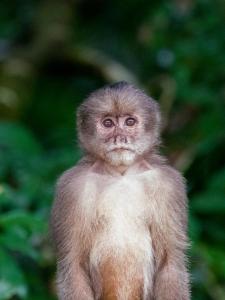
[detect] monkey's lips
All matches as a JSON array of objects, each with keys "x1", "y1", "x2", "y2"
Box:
[{"x1": 109, "y1": 147, "x2": 134, "y2": 152}]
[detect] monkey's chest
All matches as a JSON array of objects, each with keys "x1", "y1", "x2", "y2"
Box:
[
  {"x1": 91, "y1": 177, "x2": 151, "y2": 254},
  {"x1": 97, "y1": 177, "x2": 146, "y2": 221}
]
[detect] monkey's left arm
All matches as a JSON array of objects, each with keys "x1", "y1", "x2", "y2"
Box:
[{"x1": 150, "y1": 167, "x2": 190, "y2": 300}]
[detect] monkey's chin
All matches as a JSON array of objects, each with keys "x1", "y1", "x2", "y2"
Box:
[{"x1": 105, "y1": 150, "x2": 136, "y2": 167}]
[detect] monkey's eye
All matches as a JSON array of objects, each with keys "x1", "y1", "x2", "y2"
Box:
[
  {"x1": 125, "y1": 117, "x2": 136, "y2": 126},
  {"x1": 102, "y1": 118, "x2": 114, "y2": 128}
]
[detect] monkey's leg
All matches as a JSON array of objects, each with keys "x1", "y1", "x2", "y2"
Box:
[{"x1": 99, "y1": 258, "x2": 143, "y2": 300}]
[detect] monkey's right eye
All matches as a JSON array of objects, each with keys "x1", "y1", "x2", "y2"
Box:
[{"x1": 102, "y1": 119, "x2": 114, "y2": 128}]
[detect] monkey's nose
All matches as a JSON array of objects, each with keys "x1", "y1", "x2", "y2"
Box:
[
  {"x1": 114, "y1": 135, "x2": 127, "y2": 144},
  {"x1": 120, "y1": 136, "x2": 127, "y2": 143}
]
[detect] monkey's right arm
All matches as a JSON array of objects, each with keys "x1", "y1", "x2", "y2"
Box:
[
  {"x1": 50, "y1": 167, "x2": 95, "y2": 300},
  {"x1": 149, "y1": 166, "x2": 190, "y2": 300}
]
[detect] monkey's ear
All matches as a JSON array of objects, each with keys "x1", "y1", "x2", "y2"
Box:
[
  {"x1": 145, "y1": 97, "x2": 161, "y2": 130},
  {"x1": 76, "y1": 104, "x2": 89, "y2": 132}
]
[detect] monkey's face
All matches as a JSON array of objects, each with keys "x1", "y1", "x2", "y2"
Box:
[
  {"x1": 95, "y1": 114, "x2": 149, "y2": 166},
  {"x1": 77, "y1": 83, "x2": 161, "y2": 167}
]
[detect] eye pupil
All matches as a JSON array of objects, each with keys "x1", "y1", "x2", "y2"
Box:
[
  {"x1": 125, "y1": 118, "x2": 136, "y2": 126},
  {"x1": 103, "y1": 119, "x2": 114, "y2": 128}
]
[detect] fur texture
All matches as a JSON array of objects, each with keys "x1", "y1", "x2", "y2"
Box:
[{"x1": 50, "y1": 82, "x2": 190, "y2": 300}]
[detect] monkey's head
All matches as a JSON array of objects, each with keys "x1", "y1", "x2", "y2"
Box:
[{"x1": 77, "y1": 82, "x2": 161, "y2": 167}]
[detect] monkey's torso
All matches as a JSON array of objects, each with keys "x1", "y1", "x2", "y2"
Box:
[
  {"x1": 52, "y1": 159, "x2": 188, "y2": 300},
  {"x1": 81, "y1": 170, "x2": 154, "y2": 299}
]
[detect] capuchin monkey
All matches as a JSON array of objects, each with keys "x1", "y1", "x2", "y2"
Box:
[{"x1": 50, "y1": 82, "x2": 190, "y2": 300}]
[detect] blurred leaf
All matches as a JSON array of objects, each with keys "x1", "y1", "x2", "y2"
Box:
[
  {"x1": 0, "y1": 247, "x2": 27, "y2": 299},
  {"x1": 0, "y1": 228, "x2": 39, "y2": 260},
  {"x1": 0, "y1": 210, "x2": 46, "y2": 233},
  {"x1": 0, "y1": 184, "x2": 17, "y2": 208},
  {"x1": 192, "y1": 168, "x2": 225, "y2": 213},
  {"x1": 189, "y1": 213, "x2": 202, "y2": 241},
  {"x1": 0, "y1": 122, "x2": 42, "y2": 157}
]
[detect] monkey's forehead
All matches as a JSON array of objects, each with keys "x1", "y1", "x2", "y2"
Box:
[{"x1": 82, "y1": 86, "x2": 156, "y2": 117}]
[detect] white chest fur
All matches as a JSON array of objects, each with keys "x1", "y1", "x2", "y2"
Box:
[
  {"x1": 79, "y1": 174, "x2": 152, "y2": 249},
  {"x1": 82, "y1": 174, "x2": 154, "y2": 299},
  {"x1": 96, "y1": 176, "x2": 149, "y2": 244}
]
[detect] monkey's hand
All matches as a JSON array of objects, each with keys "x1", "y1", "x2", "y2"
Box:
[
  {"x1": 153, "y1": 256, "x2": 190, "y2": 300},
  {"x1": 57, "y1": 261, "x2": 95, "y2": 300}
]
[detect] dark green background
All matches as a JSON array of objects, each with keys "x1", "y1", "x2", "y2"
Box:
[{"x1": 0, "y1": 0, "x2": 225, "y2": 299}]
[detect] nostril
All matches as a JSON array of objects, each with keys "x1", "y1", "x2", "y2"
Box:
[{"x1": 120, "y1": 136, "x2": 127, "y2": 143}]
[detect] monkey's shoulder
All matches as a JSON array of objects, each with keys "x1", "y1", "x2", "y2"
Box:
[
  {"x1": 144, "y1": 164, "x2": 187, "y2": 199},
  {"x1": 56, "y1": 166, "x2": 82, "y2": 188},
  {"x1": 55, "y1": 160, "x2": 93, "y2": 197},
  {"x1": 156, "y1": 164, "x2": 185, "y2": 185},
  {"x1": 145, "y1": 153, "x2": 185, "y2": 186}
]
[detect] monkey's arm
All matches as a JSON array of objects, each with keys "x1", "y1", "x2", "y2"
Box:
[
  {"x1": 56, "y1": 259, "x2": 94, "y2": 300},
  {"x1": 153, "y1": 250, "x2": 190, "y2": 300},
  {"x1": 150, "y1": 166, "x2": 190, "y2": 300},
  {"x1": 50, "y1": 167, "x2": 95, "y2": 300},
  {"x1": 55, "y1": 258, "x2": 94, "y2": 300}
]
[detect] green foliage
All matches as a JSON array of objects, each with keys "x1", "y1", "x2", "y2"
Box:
[
  {"x1": 0, "y1": 123, "x2": 77, "y2": 299},
  {"x1": 0, "y1": 0, "x2": 225, "y2": 299}
]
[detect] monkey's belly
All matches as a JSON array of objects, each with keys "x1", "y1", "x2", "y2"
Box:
[
  {"x1": 90, "y1": 211, "x2": 154, "y2": 299},
  {"x1": 90, "y1": 227, "x2": 153, "y2": 300},
  {"x1": 99, "y1": 256, "x2": 144, "y2": 300}
]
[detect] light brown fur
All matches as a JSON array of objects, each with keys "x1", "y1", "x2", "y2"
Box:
[
  {"x1": 99, "y1": 256, "x2": 143, "y2": 300},
  {"x1": 50, "y1": 82, "x2": 190, "y2": 300}
]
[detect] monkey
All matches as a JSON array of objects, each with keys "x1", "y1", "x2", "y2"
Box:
[{"x1": 50, "y1": 81, "x2": 190, "y2": 300}]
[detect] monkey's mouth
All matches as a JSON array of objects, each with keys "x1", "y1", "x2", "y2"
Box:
[{"x1": 110, "y1": 147, "x2": 134, "y2": 152}]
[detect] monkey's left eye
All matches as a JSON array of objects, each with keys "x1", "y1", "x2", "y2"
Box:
[
  {"x1": 125, "y1": 117, "x2": 136, "y2": 126},
  {"x1": 102, "y1": 118, "x2": 114, "y2": 128}
]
